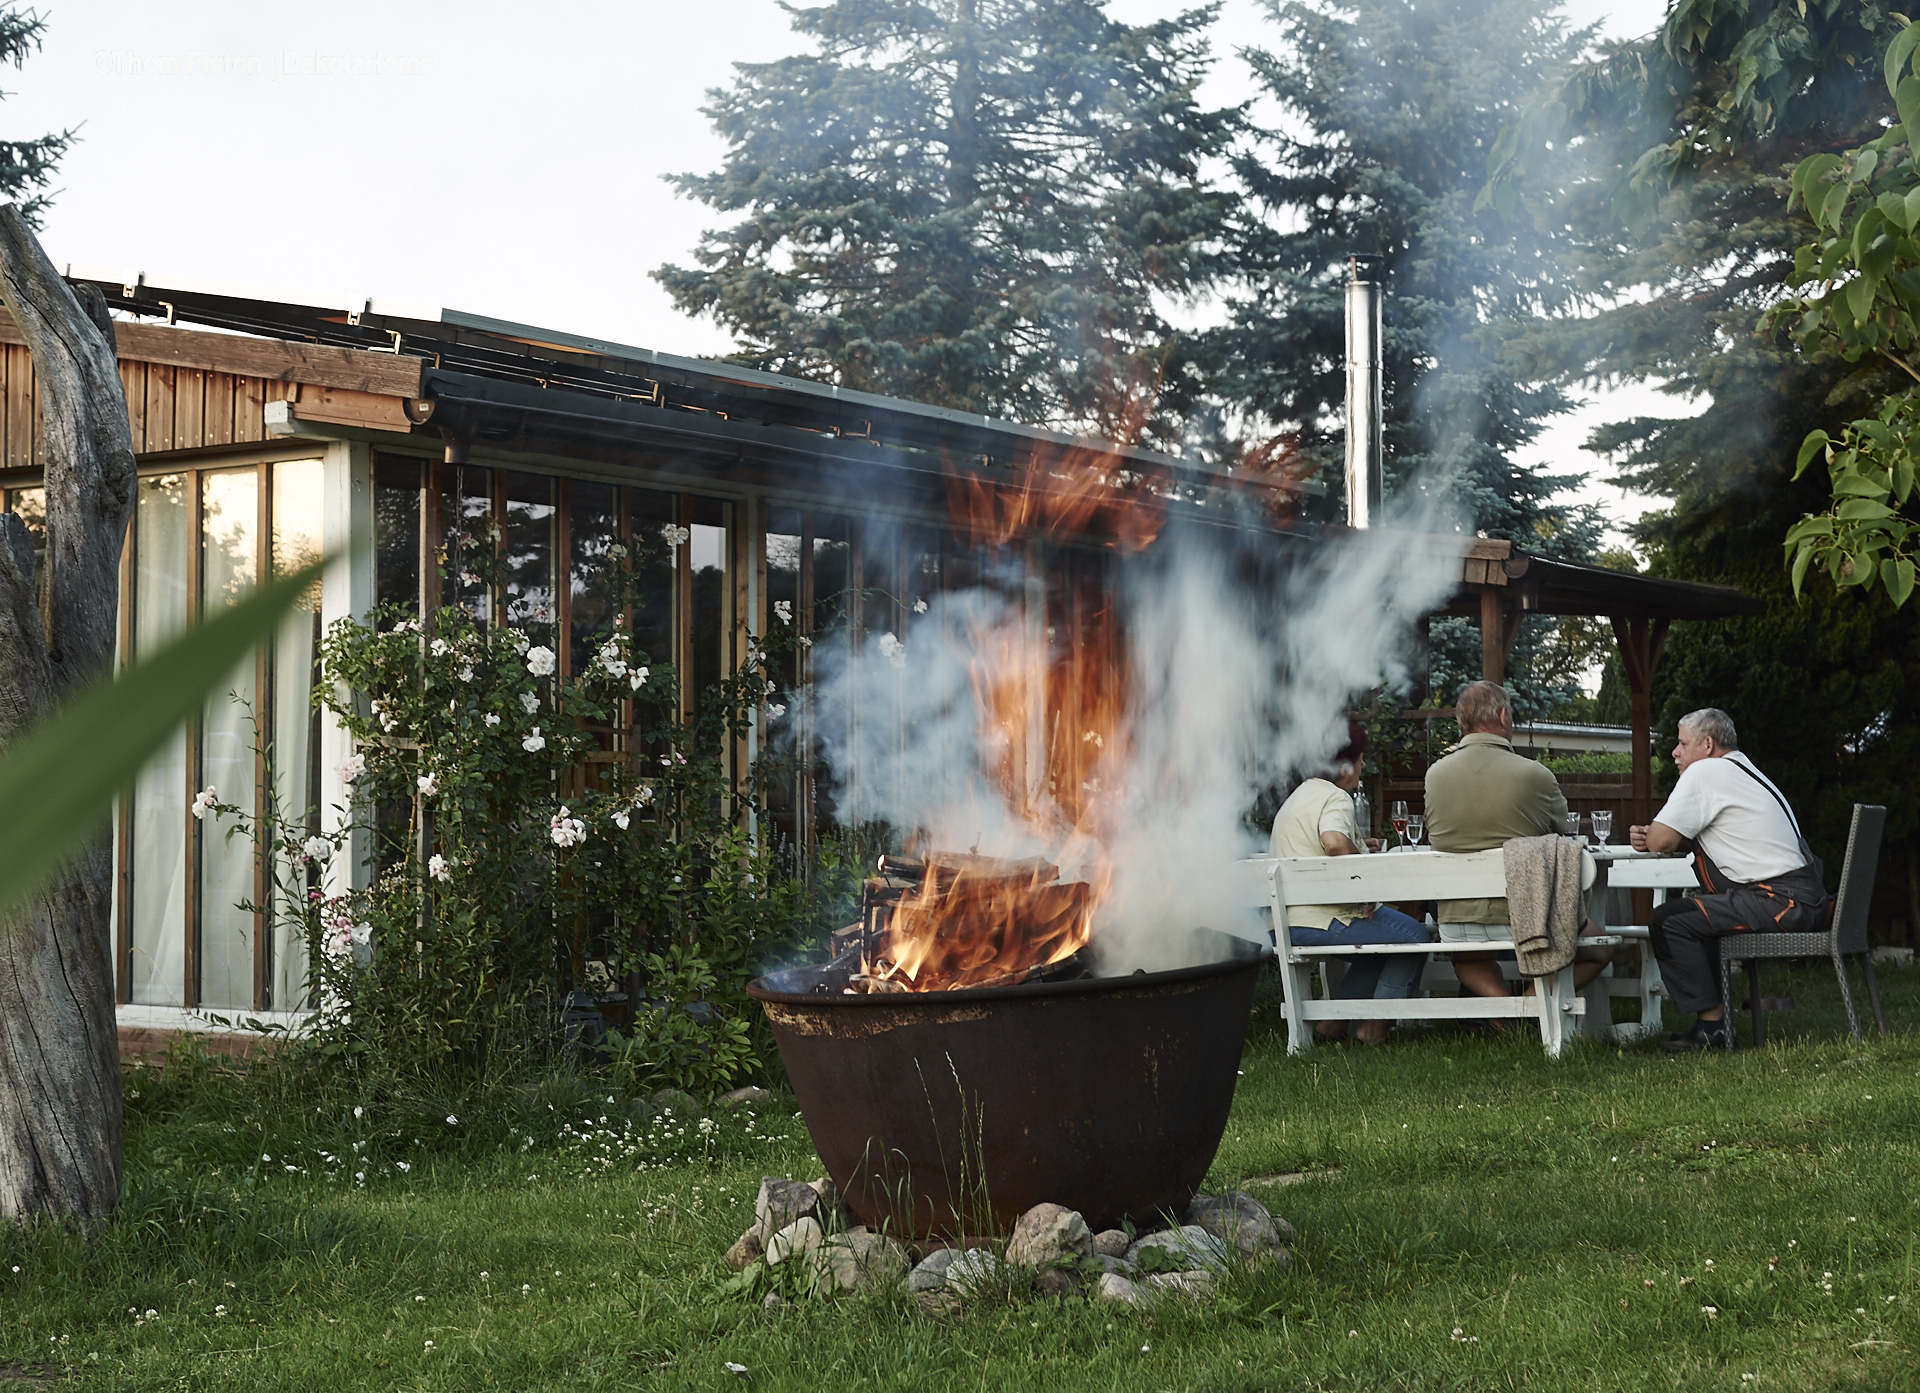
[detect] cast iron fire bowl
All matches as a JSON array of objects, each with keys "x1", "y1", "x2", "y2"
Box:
[{"x1": 747, "y1": 930, "x2": 1272, "y2": 1237}]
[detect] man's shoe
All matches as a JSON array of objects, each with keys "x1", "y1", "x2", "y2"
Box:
[{"x1": 1663, "y1": 1021, "x2": 1734, "y2": 1053}]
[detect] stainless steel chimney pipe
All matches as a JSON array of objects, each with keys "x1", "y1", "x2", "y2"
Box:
[{"x1": 1344, "y1": 254, "x2": 1384, "y2": 529}]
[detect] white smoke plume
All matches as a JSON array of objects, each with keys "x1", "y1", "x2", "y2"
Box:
[{"x1": 802, "y1": 495, "x2": 1466, "y2": 971}]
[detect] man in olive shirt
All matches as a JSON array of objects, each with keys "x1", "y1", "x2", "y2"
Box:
[{"x1": 1425, "y1": 681, "x2": 1609, "y2": 1000}]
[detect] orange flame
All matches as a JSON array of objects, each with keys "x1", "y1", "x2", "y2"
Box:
[{"x1": 856, "y1": 456, "x2": 1143, "y2": 993}]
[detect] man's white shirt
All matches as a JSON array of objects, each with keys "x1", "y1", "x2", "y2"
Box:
[{"x1": 1654, "y1": 752, "x2": 1805, "y2": 883}]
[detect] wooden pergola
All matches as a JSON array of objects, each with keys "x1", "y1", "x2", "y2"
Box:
[{"x1": 1447, "y1": 536, "x2": 1766, "y2": 841}]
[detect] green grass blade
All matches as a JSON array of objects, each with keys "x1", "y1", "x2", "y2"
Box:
[{"x1": 0, "y1": 558, "x2": 327, "y2": 922}]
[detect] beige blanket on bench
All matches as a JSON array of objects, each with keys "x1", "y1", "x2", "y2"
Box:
[{"x1": 1503, "y1": 834, "x2": 1583, "y2": 976}]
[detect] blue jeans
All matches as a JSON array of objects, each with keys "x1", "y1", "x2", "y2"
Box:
[{"x1": 1289, "y1": 907, "x2": 1430, "y2": 1000}]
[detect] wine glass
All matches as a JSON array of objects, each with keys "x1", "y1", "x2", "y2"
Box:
[
  {"x1": 1406, "y1": 813, "x2": 1425, "y2": 848},
  {"x1": 1563, "y1": 810, "x2": 1582, "y2": 840},
  {"x1": 1591, "y1": 810, "x2": 1613, "y2": 847},
  {"x1": 1390, "y1": 800, "x2": 1409, "y2": 844}
]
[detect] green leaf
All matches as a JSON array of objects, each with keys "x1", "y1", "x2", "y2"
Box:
[
  {"x1": 1894, "y1": 557, "x2": 1918, "y2": 607},
  {"x1": 1785, "y1": 514, "x2": 1836, "y2": 543},
  {"x1": 0, "y1": 555, "x2": 334, "y2": 922},
  {"x1": 1904, "y1": 185, "x2": 1920, "y2": 234},
  {"x1": 1820, "y1": 178, "x2": 1854, "y2": 231},
  {"x1": 1896, "y1": 454, "x2": 1915, "y2": 504},
  {"x1": 1795, "y1": 429, "x2": 1831, "y2": 477},
  {"x1": 1902, "y1": 75, "x2": 1920, "y2": 138},
  {"x1": 1881, "y1": 556, "x2": 1912, "y2": 606},
  {"x1": 1848, "y1": 274, "x2": 1879, "y2": 325},
  {"x1": 1794, "y1": 153, "x2": 1843, "y2": 213},
  {"x1": 1886, "y1": 20, "x2": 1920, "y2": 100},
  {"x1": 1791, "y1": 541, "x2": 1816, "y2": 597},
  {"x1": 1880, "y1": 190, "x2": 1914, "y2": 231},
  {"x1": 1838, "y1": 497, "x2": 1899, "y2": 520},
  {"x1": 1833, "y1": 472, "x2": 1892, "y2": 498}
]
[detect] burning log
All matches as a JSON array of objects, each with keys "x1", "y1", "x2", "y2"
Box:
[{"x1": 850, "y1": 852, "x2": 1095, "y2": 993}]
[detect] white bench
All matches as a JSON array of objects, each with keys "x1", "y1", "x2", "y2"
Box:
[{"x1": 1235, "y1": 848, "x2": 1690, "y2": 1058}]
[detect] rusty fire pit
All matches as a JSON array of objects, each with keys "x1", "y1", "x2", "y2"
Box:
[{"x1": 747, "y1": 930, "x2": 1271, "y2": 1237}]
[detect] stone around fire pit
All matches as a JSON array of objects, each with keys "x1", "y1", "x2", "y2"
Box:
[
  {"x1": 944, "y1": 1249, "x2": 1004, "y2": 1299},
  {"x1": 1147, "y1": 1270, "x2": 1216, "y2": 1300},
  {"x1": 765, "y1": 1216, "x2": 824, "y2": 1267},
  {"x1": 717, "y1": 1085, "x2": 773, "y2": 1113},
  {"x1": 907, "y1": 1248, "x2": 958, "y2": 1292},
  {"x1": 725, "y1": 1228, "x2": 764, "y2": 1271},
  {"x1": 1185, "y1": 1192, "x2": 1295, "y2": 1257},
  {"x1": 1094, "y1": 1272, "x2": 1149, "y2": 1306},
  {"x1": 1006, "y1": 1203, "x2": 1094, "y2": 1267},
  {"x1": 1092, "y1": 1229, "x2": 1131, "y2": 1258},
  {"x1": 755, "y1": 1177, "x2": 822, "y2": 1244},
  {"x1": 818, "y1": 1228, "x2": 910, "y2": 1295},
  {"x1": 1127, "y1": 1226, "x2": 1231, "y2": 1276}
]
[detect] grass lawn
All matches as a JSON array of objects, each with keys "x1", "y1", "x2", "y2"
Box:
[{"x1": 5, "y1": 958, "x2": 1920, "y2": 1391}]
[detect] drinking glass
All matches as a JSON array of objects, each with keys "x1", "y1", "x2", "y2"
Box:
[
  {"x1": 1591, "y1": 810, "x2": 1613, "y2": 846},
  {"x1": 1563, "y1": 810, "x2": 1582, "y2": 839},
  {"x1": 1352, "y1": 791, "x2": 1371, "y2": 850},
  {"x1": 1390, "y1": 800, "x2": 1409, "y2": 843},
  {"x1": 1406, "y1": 814, "x2": 1425, "y2": 847}
]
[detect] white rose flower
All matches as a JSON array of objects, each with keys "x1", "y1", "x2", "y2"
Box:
[
  {"x1": 629, "y1": 666, "x2": 649, "y2": 690},
  {"x1": 303, "y1": 836, "x2": 332, "y2": 862},
  {"x1": 458, "y1": 665, "x2": 474, "y2": 682},
  {"x1": 417, "y1": 772, "x2": 439, "y2": 797},
  {"x1": 912, "y1": 597, "x2": 928, "y2": 614},
  {"x1": 430, "y1": 638, "x2": 451, "y2": 657},
  {"x1": 766, "y1": 703, "x2": 786, "y2": 719},
  {"x1": 878, "y1": 632, "x2": 906, "y2": 668},
  {"x1": 608, "y1": 542, "x2": 628, "y2": 559},
  {"x1": 509, "y1": 629, "x2": 530, "y2": 655},
  {"x1": 483, "y1": 713, "x2": 501, "y2": 727},
  {"x1": 338, "y1": 753, "x2": 366, "y2": 784},
  {"x1": 773, "y1": 600, "x2": 793, "y2": 623},
  {"x1": 523, "y1": 728, "x2": 546, "y2": 753},
  {"x1": 525, "y1": 646, "x2": 557, "y2": 677},
  {"x1": 612, "y1": 810, "x2": 630, "y2": 831},
  {"x1": 428, "y1": 853, "x2": 450, "y2": 882},
  {"x1": 189, "y1": 786, "x2": 218, "y2": 820},
  {"x1": 519, "y1": 691, "x2": 540, "y2": 713},
  {"x1": 548, "y1": 808, "x2": 587, "y2": 847},
  {"x1": 636, "y1": 784, "x2": 656, "y2": 806},
  {"x1": 662, "y1": 524, "x2": 691, "y2": 547}
]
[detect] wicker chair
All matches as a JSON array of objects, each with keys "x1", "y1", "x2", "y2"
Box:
[{"x1": 1716, "y1": 803, "x2": 1887, "y2": 1049}]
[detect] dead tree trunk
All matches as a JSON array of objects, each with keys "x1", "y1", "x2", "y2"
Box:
[{"x1": 0, "y1": 205, "x2": 136, "y2": 1224}]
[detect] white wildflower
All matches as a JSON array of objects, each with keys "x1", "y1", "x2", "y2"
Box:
[
  {"x1": 523, "y1": 727, "x2": 546, "y2": 753},
  {"x1": 446, "y1": 1114, "x2": 458, "y2": 1126},
  {"x1": 428, "y1": 854, "x2": 451, "y2": 882},
  {"x1": 338, "y1": 753, "x2": 366, "y2": 784},
  {"x1": 519, "y1": 691, "x2": 540, "y2": 713},
  {"x1": 302, "y1": 836, "x2": 331, "y2": 862},
  {"x1": 526, "y1": 645, "x2": 557, "y2": 677},
  {"x1": 190, "y1": 786, "x2": 218, "y2": 820},
  {"x1": 416, "y1": 772, "x2": 439, "y2": 797}
]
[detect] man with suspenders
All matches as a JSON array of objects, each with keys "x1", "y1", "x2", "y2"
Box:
[{"x1": 1629, "y1": 708, "x2": 1831, "y2": 1052}]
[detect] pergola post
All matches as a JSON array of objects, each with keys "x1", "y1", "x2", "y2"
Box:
[
  {"x1": 1610, "y1": 614, "x2": 1670, "y2": 923},
  {"x1": 1477, "y1": 586, "x2": 1523, "y2": 684}
]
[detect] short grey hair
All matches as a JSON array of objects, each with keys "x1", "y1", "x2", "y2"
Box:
[
  {"x1": 1678, "y1": 707, "x2": 1739, "y2": 751},
  {"x1": 1456, "y1": 680, "x2": 1512, "y2": 733}
]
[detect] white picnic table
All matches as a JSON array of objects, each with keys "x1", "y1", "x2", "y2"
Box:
[{"x1": 1233, "y1": 844, "x2": 1698, "y2": 1057}]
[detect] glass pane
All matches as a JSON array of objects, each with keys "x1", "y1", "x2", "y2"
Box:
[
  {"x1": 627, "y1": 489, "x2": 678, "y2": 702},
  {"x1": 442, "y1": 465, "x2": 493, "y2": 624},
  {"x1": 130, "y1": 475, "x2": 189, "y2": 1005},
  {"x1": 271, "y1": 459, "x2": 324, "y2": 1010},
  {"x1": 569, "y1": 479, "x2": 618, "y2": 677},
  {"x1": 809, "y1": 516, "x2": 854, "y2": 830},
  {"x1": 374, "y1": 454, "x2": 420, "y2": 620},
  {"x1": 765, "y1": 516, "x2": 803, "y2": 845},
  {"x1": 199, "y1": 467, "x2": 258, "y2": 1009},
  {"x1": 503, "y1": 471, "x2": 555, "y2": 626}
]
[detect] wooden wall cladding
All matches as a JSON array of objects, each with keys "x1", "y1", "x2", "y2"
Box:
[{"x1": 0, "y1": 310, "x2": 424, "y2": 470}]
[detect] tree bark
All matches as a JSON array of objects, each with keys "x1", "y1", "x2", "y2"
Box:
[{"x1": 0, "y1": 203, "x2": 136, "y2": 1225}]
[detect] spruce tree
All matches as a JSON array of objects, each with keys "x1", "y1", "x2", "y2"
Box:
[
  {"x1": 1214, "y1": 0, "x2": 1605, "y2": 717},
  {"x1": 656, "y1": 0, "x2": 1240, "y2": 449}
]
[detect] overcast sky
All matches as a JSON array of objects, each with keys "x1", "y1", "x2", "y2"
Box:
[{"x1": 8, "y1": 0, "x2": 1679, "y2": 538}]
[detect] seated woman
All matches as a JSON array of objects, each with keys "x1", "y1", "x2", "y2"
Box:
[{"x1": 1269, "y1": 723, "x2": 1431, "y2": 1044}]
